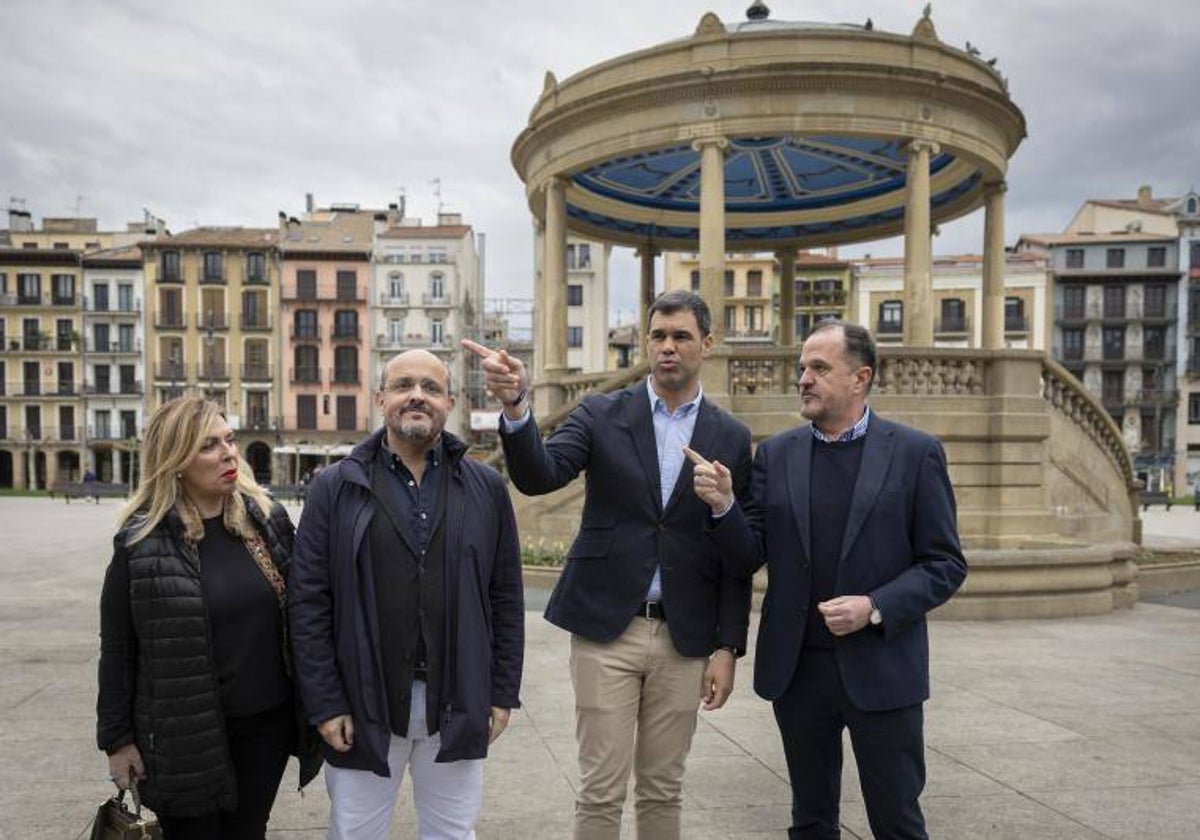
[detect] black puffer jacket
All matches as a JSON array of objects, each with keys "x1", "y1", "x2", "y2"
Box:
[{"x1": 97, "y1": 495, "x2": 323, "y2": 817}]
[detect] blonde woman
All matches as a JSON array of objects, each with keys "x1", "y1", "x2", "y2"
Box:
[{"x1": 97, "y1": 395, "x2": 321, "y2": 839}]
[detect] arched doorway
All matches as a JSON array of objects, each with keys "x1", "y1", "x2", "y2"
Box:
[
  {"x1": 33, "y1": 451, "x2": 46, "y2": 490},
  {"x1": 0, "y1": 451, "x2": 12, "y2": 488},
  {"x1": 58, "y1": 451, "x2": 80, "y2": 483},
  {"x1": 244, "y1": 441, "x2": 272, "y2": 485}
]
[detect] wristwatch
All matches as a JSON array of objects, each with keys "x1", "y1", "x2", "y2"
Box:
[{"x1": 868, "y1": 598, "x2": 883, "y2": 627}]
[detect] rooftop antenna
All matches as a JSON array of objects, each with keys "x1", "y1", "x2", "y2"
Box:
[
  {"x1": 430, "y1": 177, "x2": 443, "y2": 214},
  {"x1": 396, "y1": 186, "x2": 406, "y2": 218},
  {"x1": 74, "y1": 194, "x2": 87, "y2": 216}
]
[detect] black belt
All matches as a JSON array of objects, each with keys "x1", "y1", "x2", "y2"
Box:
[{"x1": 637, "y1": 601, "x2": 666, "y2": 621}]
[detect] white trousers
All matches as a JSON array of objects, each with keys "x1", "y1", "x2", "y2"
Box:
[{"x1": 325, "y1": 681, "x2": 484, "y2": 839}]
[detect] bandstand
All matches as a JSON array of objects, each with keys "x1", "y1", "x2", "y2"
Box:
[{"x1": 509, "y1": 3, "x2": 1141, "y2": 619}]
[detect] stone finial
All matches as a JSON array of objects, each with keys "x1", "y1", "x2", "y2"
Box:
[
  {"x1": 746, "y1": 0, "x2": 770, "y2": 20},
  {"x1": 695, "y1": 11, "x2": 726, "y2": 36},
  {"x1": 543, "y1": 71, "x2": 558, "y2": 93},
  {"x1": 912, "y1": 3, "x2": 939, "y2": 42}
]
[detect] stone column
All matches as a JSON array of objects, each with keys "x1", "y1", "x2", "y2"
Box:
[
  {"x1": 903, "y1": 139, "x2": 939, "y2": 346},
  {"x1": 777, "y1": 249, "x2": 797, "y2": 346},
  {"x1": 694, "y1": 137, "x2": 729, "y2": 343},
  {"x1": 542, "y1": 176, "x2": 569, "y2": 411},
  {"x1": 636, "y1": 245, "x2": 658, "y2": 341},
  {"x1": 982, "y1": 181, "x2": 1007, "y2": 350}
]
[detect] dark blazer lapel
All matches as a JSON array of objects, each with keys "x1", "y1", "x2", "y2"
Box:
[
  {"x1": 624, "y1": 384, "x2": 664, "y2": 515},
  {"x1": 839, "y1": 416, "x2": 895, "y2": 565},
  {"x1": 664, "y1": 396, "x2": 715, "y2": 512},
  {"x1": 785, "y1": 426, "x2": 813, "y2": 562}
]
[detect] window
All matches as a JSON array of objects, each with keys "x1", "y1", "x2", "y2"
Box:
[
  {"x1": 118, "y1": 324, "x2": 134, "y2": 353},
  {"x1": 56, "y1": 319, "x2": 73, "y2": 351},
  {"x1": 388, "y1": 272, "x2": 404, "y2": 299},
  {"x1": 293, "y1": 309, "x2": 318, "y2": 339},
  {"x1": 59, "y1": 405, "x2": 76, "y2": 441},
  {"x1": 387, "y1": 318, "x2": 404, "y2": 344},
  {"x1": 1189, "y1": 198, "x2": 1199, "y2": 216},
  {"x1": 878, "y1": 300, "x2": 903, "y2": 334},
  {"x1": 160, "y1": 251, "x2": 180, "y2": 282},
  {"x1": 567, "y1": 284, "x2": 583, "y2": 306},
  {"x1": 336, "y1": 396, "x2": 357, "y2": 431},
  {"x1": 1192, "y1": 241, "x2": 1200, "y2": 271},
  {"x1": 577, "y1": 243, "x2": 591, "y2": 269},
  {"x1": 1063, "y1": 286, "x2": 1086, "y2": 319},
  {"x1": 336, "y1": 270, "x2": 358, "y2": 301},
  {"x1": 567, "y1": 326, "x2": 583, "y2": 348},
  {"x1": 1102, "y1": 370, "x2": 1124, "y2": 404},
  {"x1": 297, "y1": 395, "x2": 317, "y2": 429},
  {"x1": 57, "y1": 361, "x2": 74, "y2": 395},
  {"x1": 246, "y1": 394, "x2": 269, "y2": 430},
  {"x1": 92, "y1": 283, "x2": 109, "y2": 312},
  {"x1": 25, "y1": 405, "x2": 42, "y2": 439},
  {"x1": 566, "y1": 244, "x2": 577, "y2": 270},
  {"x1": 1061, "y1": 328, "x2": 1084, "y2": 360},
  {"x1": 428, "y1": 248, "x2": 447, "y2": 264},
  {"x1": 431, "y1": 318, "x2": 445, "y2": 346},
  {"x1": 1189, "y1": 394, "x2": 1200, "y2": 424},
  {"x1": 117, "y1": 284, "x2": 134, "y2": 312},
  {"x1": 1143, "y1": 327, "x2": 1165, "y2": 361},
  {"x1": 119, "y1": 365, "x2": 136, "y2": 394},
  {"x1": 333, "y1": 310, "x2": 359, "y2": 339},
  {"x1": 333, "y1": 346, "x2": 359, "y2": 382},
  {"x1": 429, "y1": 272, "x2": 445, "y2": 300},
  {"x1": 1065, "y1": 248, "x2": 1085, "y2": 269},
  {"x1": 939, "y1": 298, "x2": 966, "y2": 332},
  {"x1": 18, "y1": 273, "x2": 41, "y2": 304},
  {"x1": 747, "y1": 270, "x2": 763, "y2": 297},
  {"x1": 1106, "y1": 248, "x2": 1125, "y2": 269},
  {"x1": 1102, "y1": 326, "x2": 1125, "y2": 360},
  {"x1": 242, "y1": 290, "x2": 265, "y2": 328},
  {"x1": 293, "y1": 345, "x2": 319, "y2": 383},
  {"x1": 203, "y1": 251, "x2": 223, "y2": 281},
  {"x1": 93, "y1": 323, "x2": 111, "y2": 353},
  {"x1": 795, "y1": 312, "x2": 811, "y2": 339},
  {"x1": 689, "y1": 270, "x2": 700, "y2": 293},
  {"x1": 1103, "y1": 286, "x2": 1125, "y2": 318},
  {"x1": 52, "y1": 274, "x2": 75, "y2": 305},
  {"x1": 1141, "y1": 410, "x2": 1159, "y2": 451},
  {"x1": 296, "y1": 270, "x2": 317, "y2": 300},
  {"x1": 246, "y1": 252, "x2": 266, "y2": 282},
  {"x1": 23, "y1": 361, "x2": 40, "y2": 396},
  {"x1": 1147, "y1": 247, "x2": 1167, "y2": 268},
  {"x1": 746, "y1": 305, "x2": 764, "y2": 332},
  {"x1": 723, "y1": 271, "x2": 734, "y2": 297},
  {"x1": 0, "y1": 406, "x2": 5, "y2": 439},
  {"x1": 724, "y1": 306, "x2": 736, "y2": 332},
  {"x1": 1144, "y1": 285, "x2": 1166, "y2": 317},
  {"x1": 1005, "y1": 297, "x2": 1026, "y2": 331},
  {"x1": 94, "y1": 365, "x2": 111, "y2": 395},
  {"x1": 95, "y1": 410, "x2": 112, "y2": 439}
]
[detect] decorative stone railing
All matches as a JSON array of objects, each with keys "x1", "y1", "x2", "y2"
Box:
[{"x1": 1040, "y1": 356, "x2": 1134, "y2": 487}]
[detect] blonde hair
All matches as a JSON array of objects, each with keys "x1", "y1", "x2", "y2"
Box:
[{"x1": 119, "y1": 395, "x2": 272, "y2": 546}]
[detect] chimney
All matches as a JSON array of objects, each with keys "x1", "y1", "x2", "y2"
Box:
[
  {"x1": 1137, "y1": 185, "x2": 1153, "y2": 208},
  {"x1": 305, "y1": 193, "x2": 314, "y2": 213},
  {"x1": 9, "y1": 208, "x2": 33, "y2": 233}
]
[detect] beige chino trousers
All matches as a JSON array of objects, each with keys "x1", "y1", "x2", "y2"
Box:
[{"x1": 570, "y1": 616, "x2": 709, "y2": 840}]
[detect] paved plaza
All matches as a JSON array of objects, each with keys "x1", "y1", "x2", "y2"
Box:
[{"x1": 1, "y1": 496, "x2": 1199, "y2": 839}]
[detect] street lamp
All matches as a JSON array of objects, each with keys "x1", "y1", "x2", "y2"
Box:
[{"x1": 204, "y1": 310, "x2": 216, "y2": 401}]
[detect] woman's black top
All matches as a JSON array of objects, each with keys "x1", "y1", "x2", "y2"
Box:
[{"x1": 99, "y1": 517, "x2": 290, "y2": 722}]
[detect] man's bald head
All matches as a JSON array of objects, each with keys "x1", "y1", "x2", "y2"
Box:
[{"x1": 379, "y1": 349, "x2": 453, "y2": 394}]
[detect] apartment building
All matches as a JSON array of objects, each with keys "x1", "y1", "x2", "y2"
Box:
[
  {"x1": 81, "y1": 246, "x2": 145, "y2": 483},
  {"x1": 852, "y1": 251, "x2": 1050, "y2": 349},
  {"x1": 1017, "y1": 230, "x2": 1181, "y2": 491},
  {"x1": 663, "y1": 249, "x2": 853, "y2": 342},
  {"x1": 372, "y1": 213, "x2": 482, "y2": 438},
  {"x1": 277, "y1": 208, "x2": 375, "y2": 480},
  {"x1": 140, "y1": 227, "x2": 280, "y2": 482}
]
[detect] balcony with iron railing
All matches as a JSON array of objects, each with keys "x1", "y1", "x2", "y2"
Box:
[
  {"x1": 240, "y1": 313, "x2": 272, "y2": 331},
  {"x1": 329, "y1": 367, "x2": 361, "y2": 385},
  {"x1": 51, "y1": 293, "x2": 77, "y2": 307},
  {"x1": 0, "y1": 425, "x2": 84, "y2": 443},
  {"x1": 199, "y1": 270, "x2": 227, "y2": 285},
  {"x1": 289, "y1": 324, "x2": 322, "y2": 341},
  {"x1": 196, "y1": 312, "x2": 230, "y2": 330},
  {"x1": 154, "y1": 311, "x2": 187, "y2": 329},
  {"x1": 154, "y1": 362, "x2": 188, "y2": 381},
  {"x1": 378, "y1": 291, "x2": 411, "y2": 307},
  {"x1": 935, "y1": 316, "x2": 971, "y2": 336},
  {"x1": 289, "y1": 366, "x2": 321, "y2": 385},
  {"x1": 241, "y1": 363, "x2": 273, "y2": 382},
  {"x1": 85, "y1": 380, "x2": 144, "y2": 396},
  {"x1": 5, "y1": 381, "x2": 83, "y2": 397},
  {"x1": 84, "y1": 338, "x2": 143, "y2": 354},
  {"x1": 4, "y1": 336, "x2": 52, "y2": 352},
  {"x1": 1004, "y1": 315, "x2": 1029, "y2": 333},
  {"x1": 16, "y1": 292, "x2": 49, "y2": 306},
  {"x1": 197, "y1": 363, "x2": 230, "y2": 382},
  {"x1": 797, "y1": 289, "x2": 848, "y2": 307},
  {"x1": 1187, "y1": 355, "x2": 1200, "y2": 376},
  {"x1": 84, "y1": 297, "x2": 143, "y2": 315},
  {"x1": 422, "y1": 293, "x2": 453, "y2": 307},
  {"x1": 1134, "y1": 388, "x2": 1178, "y2": 406},
  {"x1": 331, "y1": 324, "x2": 361, "y2": 343},
  {"x1": 876, "y1": 320, "x2": 903, "y2": 336}
]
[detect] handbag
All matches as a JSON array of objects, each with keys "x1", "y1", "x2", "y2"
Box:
[{"x1": 89, "y1": 775, "x2": 163, "y2": 840}]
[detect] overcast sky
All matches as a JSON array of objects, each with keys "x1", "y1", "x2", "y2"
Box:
[{"x1": 3, "y1": 0, "x2": 1198, "y2": 322}]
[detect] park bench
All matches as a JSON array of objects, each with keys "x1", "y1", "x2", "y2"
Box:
[
  {"x1": 1140, "y1": 491, "x2": 1173, "y2": 512},
  {"x1": 49, "y1": 481, "x2": 129, "y2": 503}
]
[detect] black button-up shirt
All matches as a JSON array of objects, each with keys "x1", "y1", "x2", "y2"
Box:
[{"x1": 378, "y1": 439, "x2": 444, "y2": 560}]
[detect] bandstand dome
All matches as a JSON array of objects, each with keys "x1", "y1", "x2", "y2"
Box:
[{"x1": 511, "y1": 5, "x2": 1026, "y2": 252}]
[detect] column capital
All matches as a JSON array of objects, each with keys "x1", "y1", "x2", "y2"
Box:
[
  {"x1": 982, "y1": 180, "x2": 1008, "y2": 198},
  {"x1": 634, "y1": 245, "x2": 661, "y2": 259},
  {"x1": 773, "y1": 248, "x2": 797, "y2": 262},
  {"x1": 691, "y1": 136, "x2": 729, "y2": 153},
  {"x1": 906, "y1": 138, "x2": 941, "y2": 157}
]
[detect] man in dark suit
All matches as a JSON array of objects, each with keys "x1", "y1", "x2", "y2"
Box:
[
  {"x1": 463, "y1": 290, "x2": 753, "y2": 840},
  {"x1": 692, "y1": 320, "x2": 967, "y2": 839}
]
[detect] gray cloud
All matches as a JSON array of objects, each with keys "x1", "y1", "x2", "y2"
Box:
[{"x1": 3, "y1": 0, "x2": 1197, "y2": 320}]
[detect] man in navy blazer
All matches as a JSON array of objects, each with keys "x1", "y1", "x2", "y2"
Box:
[
  {"x1": 694, "y1": 320, "x2": 967, "y2": 839},
  {"x1": 464, "y1": 290, "x2": 753, "y2": 840}
]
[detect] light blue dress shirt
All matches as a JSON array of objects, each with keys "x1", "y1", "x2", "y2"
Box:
[{"x1": 645, "y1": 376, "x2": 703, "y2": 602}]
